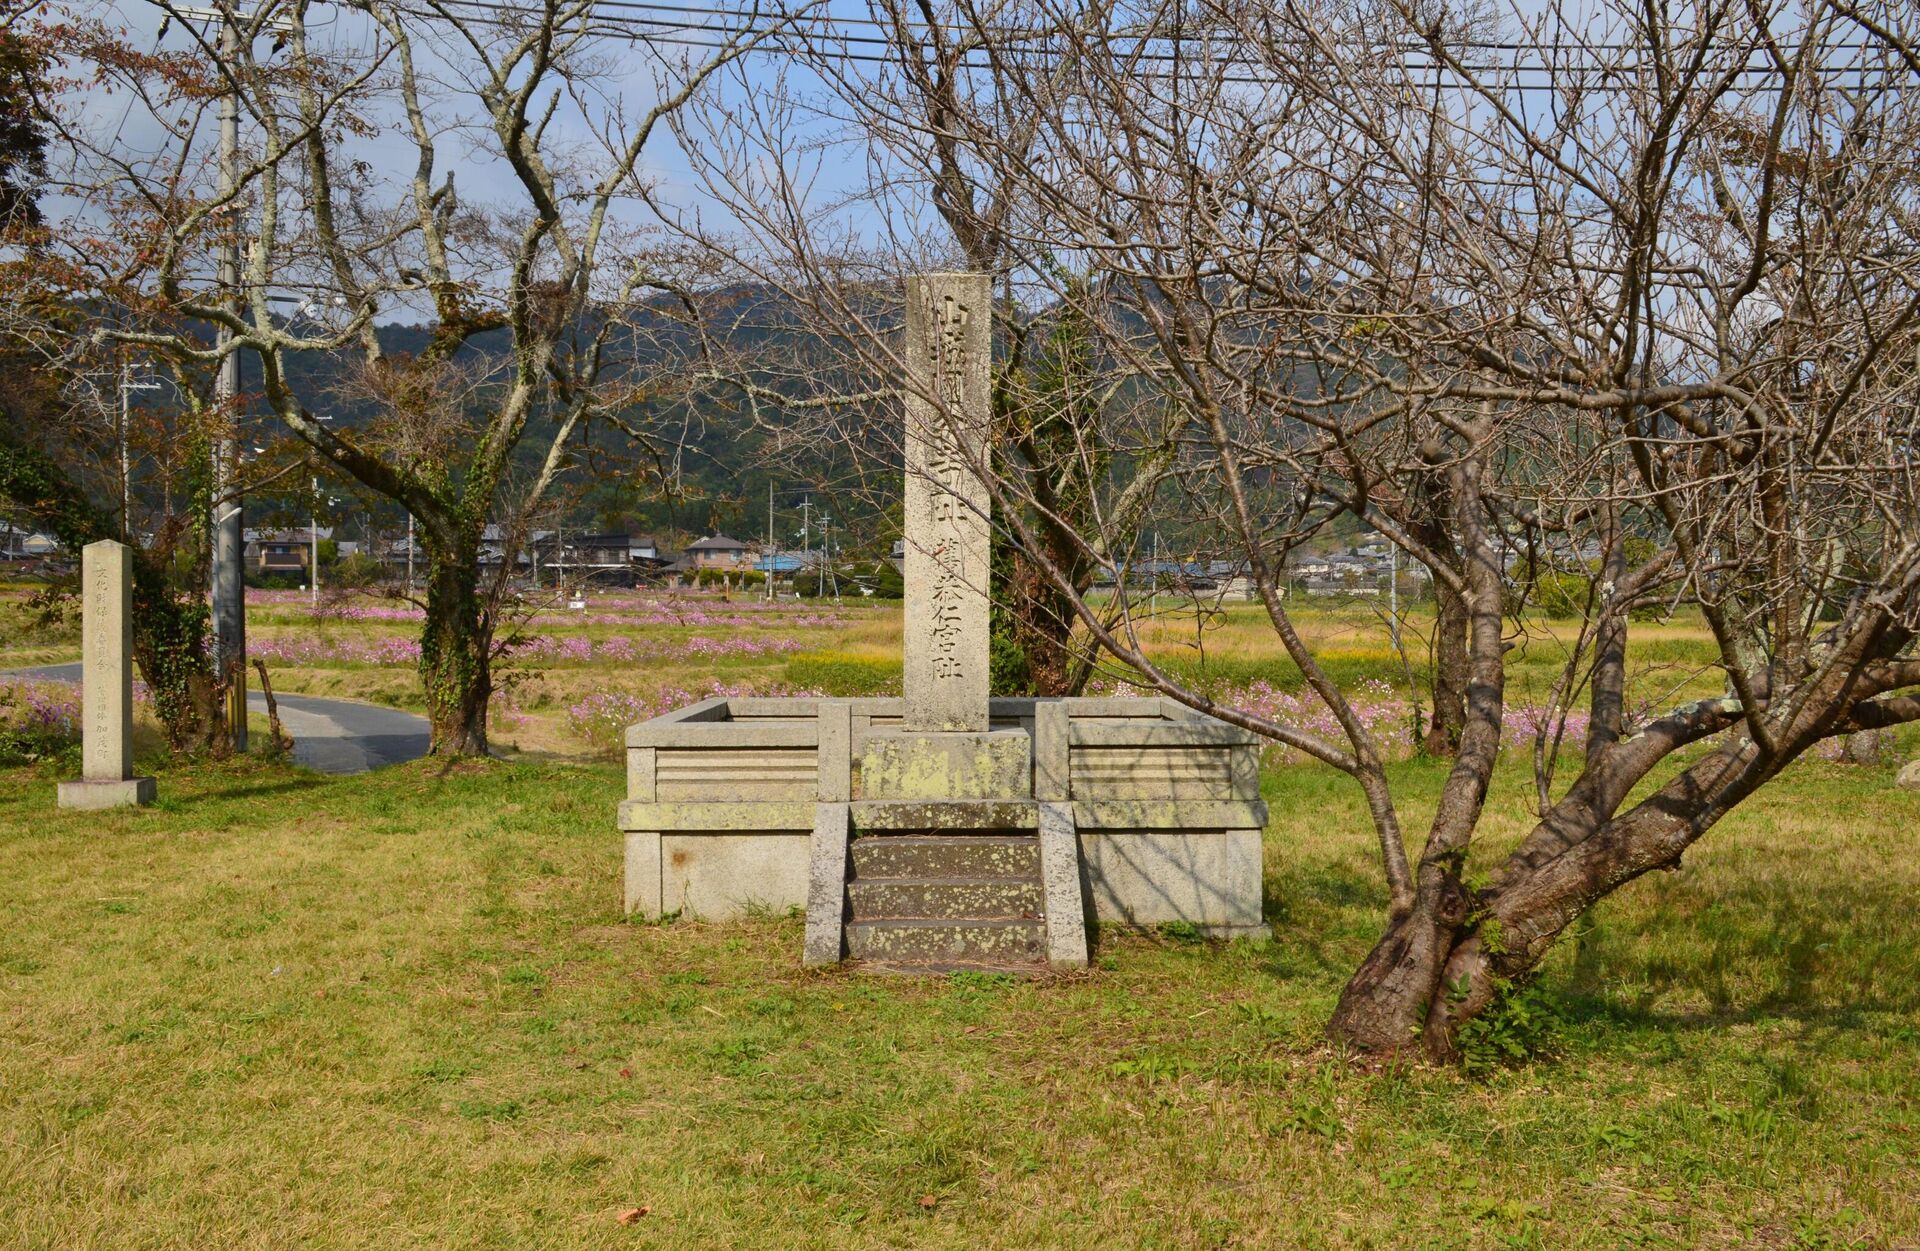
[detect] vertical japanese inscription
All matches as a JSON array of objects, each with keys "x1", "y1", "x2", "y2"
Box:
[
  {"x1": 80, "y1": 539, "x2": 134, "y2": 781},
  {"x1": 902, "y1": 273, "x2": 992, "y2": 732}
]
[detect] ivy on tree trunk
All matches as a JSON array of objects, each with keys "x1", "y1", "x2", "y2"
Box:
[
  {"x1": 0, "y1": 411, "x2": 221, "y2": 753},
  {"x1": 417, "y1": 527, "x2": 492, "y2": 757}
]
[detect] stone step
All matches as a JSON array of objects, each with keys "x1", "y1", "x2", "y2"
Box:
[
  {"x1": 844, "y1": 918, "x2": 1046, "y2": 963},
  {"x1": 849, "y1": 834, "x2": 1040, "y2": 880},
  {"x1": 846, "y1": 876, "x2": 1044, "y2": 921},
  {"x1": 850, "y1": 800, "x2": 1038, "y2": 832}
]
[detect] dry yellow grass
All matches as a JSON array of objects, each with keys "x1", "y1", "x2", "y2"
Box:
[{"x1": 0, "y1": 750, "x2": 1915, "y2": 1249}]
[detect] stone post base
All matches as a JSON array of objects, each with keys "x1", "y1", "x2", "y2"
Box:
[
  {"x1": 57, "y1": 777, "x2": 156, "y2": 810},
  {"x1": 859, "y1": 728, "x2": 1031, "y2": 800}
]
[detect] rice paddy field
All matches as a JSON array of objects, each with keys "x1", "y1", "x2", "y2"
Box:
[{"x1": 0, "y1": 582, "x2": 1750, "y2": 760}]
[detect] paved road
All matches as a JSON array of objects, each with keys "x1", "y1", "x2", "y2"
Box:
[{"x1": 7, "y1": 663, "x2": 431, "y2": 775}]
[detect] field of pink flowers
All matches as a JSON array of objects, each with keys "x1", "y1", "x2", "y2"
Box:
[
  {"x1": 229, "y1": 591, "x2": 1798, "y2": 765},
  {"x1": 247, "y1": 631, "x2": 806, "y2": 668},
  {"x1": 0, "y1": 678, "x2": 81, "y2": 761},
  {"x1": 560, "y1": 680, "x2": 830, "y2": 753},
  {"x1": 1085, "y1": 675, "x2": 1601, "y2": 765},
  {"x1": 251, "y1": 588, "x2": 851, "y2": 631}
]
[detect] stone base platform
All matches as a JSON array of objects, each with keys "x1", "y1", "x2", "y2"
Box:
[
  {"x1": 618, "y1": 696, "x2": 1269, "y2": 963},
  {"x1": 57, "y1": 777, "x2": 156, "y2": 810}
]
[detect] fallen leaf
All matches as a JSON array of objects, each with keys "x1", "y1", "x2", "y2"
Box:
[
  {"x1": 918, "y1": 1194, "x2": 938, "y2": 1209},
  {"x1": 619, "y1": 1067, "x2": 633, "y2": 1079},
  {"x1": 616, "y1": 1206, "x2": 649, "y2": 1225}
]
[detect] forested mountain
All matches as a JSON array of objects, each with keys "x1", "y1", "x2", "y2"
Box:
[{"x1": 239, "y1": 288, "x2": 897, "y2": 549}]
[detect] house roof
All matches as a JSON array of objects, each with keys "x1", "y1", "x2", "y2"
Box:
[
  {"x1": 686, "y1": 534, "x2": 748, "y2": 551},
  {"x1": 246, "y1": 527, "x2": 331, "y2": 544},
  {"x1": 575, "y1": 533, "x2": 659, "y2": 548}
]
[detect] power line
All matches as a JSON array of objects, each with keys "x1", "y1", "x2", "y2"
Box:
[
  {"x1": 406, "y1": 0, "x2": 1920, "y2": 91},
  {"x1": 419, "y1": 0, "x2": 1917, "y2": 57}
]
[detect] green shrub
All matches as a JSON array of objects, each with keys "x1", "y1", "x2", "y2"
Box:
[
  {"x1": 852, "y1": 562, "x2": 903, "y2": 599},
  {"x1": 793, "y1": 565, "x2": 898, "y2": 598},
  {"x1": 331, "y1": 551, "x2": 385, "y2": 589},
  {"x1": 692, "y1": 568, "x2": 764, "y2": 588},
  {"x1": 784, "y1": 652, "x2": 902, "y2": 696},
  {"x1": 1454, "y1": 979, "x2": 1566, "y2": 1076},
  {"x1": 988, "y1": 629, "x2": 1031, "y2": 696}
]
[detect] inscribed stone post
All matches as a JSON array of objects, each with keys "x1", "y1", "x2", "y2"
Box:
[
  {"x1": 57, "y1": 539, "x2": 155, "y2": 809},
  {"x1": 902, "y1": 272, "x2": 993, "y2": 733}
]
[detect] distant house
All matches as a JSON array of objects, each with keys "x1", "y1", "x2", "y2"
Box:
[
  {"x1": 681, "y1": 534, "x2": 752, "y2": 570},
  {"x1": 0, "y1": 523, "x2": 58, "y2": 567},
  {"x1": 1, "y1": 523, "x2": 53, "y2": 556},
  {"x1": 556, "y1": 533, "x2": 670, "y2": 585},
  {"x1": 478, "y1": 523, "x2": 515, "y2": 570},
  {"x1": 246, "y1": 526, "x2": 327, "y2": 575}
]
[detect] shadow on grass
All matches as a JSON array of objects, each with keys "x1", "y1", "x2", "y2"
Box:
[
  {"x1": 1263, "y1": 848, "x2": 1920, "y2": 1045},
  {"x1": 159, "y1": 775, "x2": 331, "y2": 809}
]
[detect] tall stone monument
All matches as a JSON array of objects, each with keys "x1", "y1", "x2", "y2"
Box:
[
  {"x1": 57, "y1": 540, "x2": 157, "y2": 810},
  {"x1": 861, "y1": 272, "x2": 1030, "y2": 799},
  {"x1": 901, "y1": 271, "x2": 992, "y2": 733}
]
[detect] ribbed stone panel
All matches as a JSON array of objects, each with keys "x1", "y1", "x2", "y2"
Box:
[
  {"x1": 1070, "y1": 744, "x2": 1232, "y2": 799},
  {"x1": 655, "y1": 747, "x2": 818, "y2": 801}
]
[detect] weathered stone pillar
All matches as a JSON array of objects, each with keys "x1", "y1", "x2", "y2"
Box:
[
  {"x1": 901, "y1": 271, "x2": 992, "y2": 733},
  {"x1": 57, "y1": 539, "x2": 156, "y2": 810},
  {"x1": 865, "y1": 272, "x2": 1030, "y2": 801}
]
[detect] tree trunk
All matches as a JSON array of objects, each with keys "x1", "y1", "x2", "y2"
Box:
[
  {"x1": 990, "y1": 516, "x2": 1093, "y2": 698},
  {"x1": 128, "y1": 569, "x2": 223, "y2": 755},
  {"x1": 1330, "y1": 737, "x2": 1769, "y2": 1061},
  {"x1": 418, "y1": 536, "x2": 492, "y2": 756},
  {"x1": 1423, "y1": 580, "x2": 1469, "y2": 756},
  {"x1": 1009, "y1": 546, "x2": 1088, "y2": 697},
  {"x1": 1325, "y1": 874, "x2": 1472, "y2": 1058}
]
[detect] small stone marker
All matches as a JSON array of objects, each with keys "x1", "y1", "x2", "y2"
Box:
[
  {"x1": 56, "y1": 539, "x2": 155, "y2": 810},
  {"x1": 901, "y1": 271, "x2": 993, "y2": 733}
]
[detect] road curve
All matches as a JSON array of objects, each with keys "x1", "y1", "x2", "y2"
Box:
[{"x1": 5, "y1": 663, "x2": 431, "y2": 776}]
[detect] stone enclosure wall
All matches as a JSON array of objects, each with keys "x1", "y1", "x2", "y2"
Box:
[{"x1": 617, "y1": 696, "x2": 1269, "y2": 939}]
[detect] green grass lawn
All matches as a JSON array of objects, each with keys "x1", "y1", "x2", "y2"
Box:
[{"x1": 3, "y1": 752, "x2": 1916, "y2": 1249}]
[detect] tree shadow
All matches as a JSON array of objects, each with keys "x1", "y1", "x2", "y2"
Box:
[{"x1": 162, "y1": 776, "x2": 330, "y2": 808}]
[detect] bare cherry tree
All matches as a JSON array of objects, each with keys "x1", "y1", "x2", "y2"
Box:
[
  {"x1": 39, "y1": 0, "x2": 760, "y2": 753},
  {"x1": 686, "y1": 0, "x2": 1920, "y2": 1058},
  {"x1": 663, "y1": 3, "x2": 1184, "y2": 691}
]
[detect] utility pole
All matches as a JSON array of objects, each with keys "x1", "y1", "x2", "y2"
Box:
[
  {"x1": 1151, "y1": 531, "x2": 1160, "y2": 616},
  {"x1": 1389, "y1": 545, "x2": 1401, "y2": 656},
  {"x1": 796, "y1": 494, "x2": 815, "y2": 593},
  {"x1": 117, "y1": 364, "x2": 160, "y2": 532},
  {"x1": 310, "y1": 476, "x2": 320, "y2": 610},
  {"x1": 821, "y1": 515, "x2": 838, "y2": 602},
  {"x1": 211, "y1": 10, "x2": 247, "y2": 752}
]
